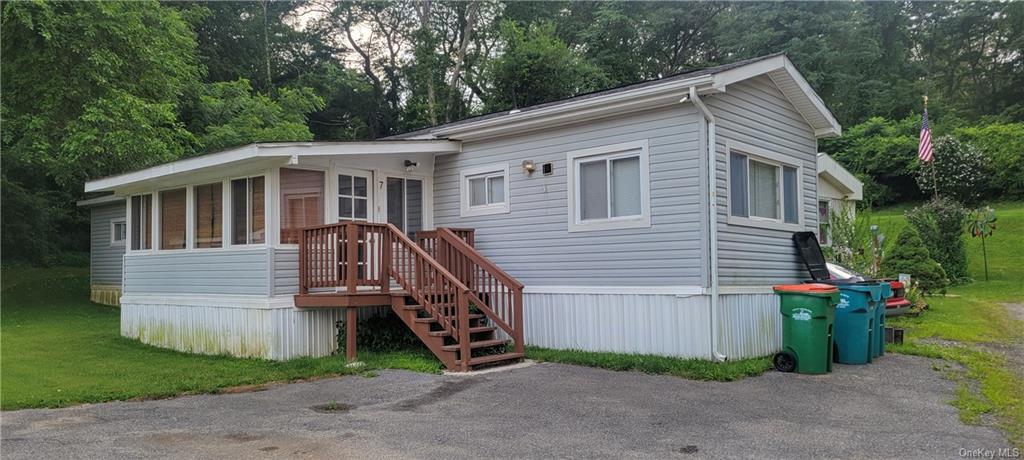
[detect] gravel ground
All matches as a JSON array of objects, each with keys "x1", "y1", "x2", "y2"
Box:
[{"x1": 0, "y1": 354, "x2": 1009, "y2": 459}]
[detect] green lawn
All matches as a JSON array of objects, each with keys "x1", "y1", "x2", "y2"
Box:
[
  {"x1": 0, "y1": 267, "x2": 441, "y2": 410},
  {"x1": 880, "y1": 201, "x2": 1024, "y2": 448}
]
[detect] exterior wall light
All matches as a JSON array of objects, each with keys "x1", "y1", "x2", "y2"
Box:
[{"x1": 522, "y1": 160, "x2": 536, "y2": 174}]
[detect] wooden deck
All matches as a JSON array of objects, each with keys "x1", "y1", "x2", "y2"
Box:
[{"x1": 292, "y1": 222, "x2": 524, "y2": 371}]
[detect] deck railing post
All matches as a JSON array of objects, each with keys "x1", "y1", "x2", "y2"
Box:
[
  {"x1": 299, "y1": 229, "x2": 308, "y2": 295},
  {"x1": 513, "y1": 289, "x2": 524, "y2": 354},
  {"x1": 346, "y1": 222, "x2": 358, "y2": 294},
  {"x1": 458, "y1": 291, "x2": 471, "y2": 371},
  {"x1": 381, "y1": 228, "x2": 391, "y2": 294}
]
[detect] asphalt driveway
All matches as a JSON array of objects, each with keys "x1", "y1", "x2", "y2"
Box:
[{"x1": 1, "y1": 354, "x2": 1009, "y2": 459}]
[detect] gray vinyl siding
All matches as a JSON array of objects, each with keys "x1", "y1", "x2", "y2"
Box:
[
  {"x1": 433, "y1": 105, "x2": 706, "y2": 287},
  {"x1": 709, "y1": 75, "x2": 819, "y2": 285},
  {"x1": 123, "y1": 248, "x2": 270, "y2": 295},
  {"x1": 272, "y1": 248, "x2": 300, "y2": 295},
  {"x1": 90, "y1": 202, "x2": 126, "y2": 286}
]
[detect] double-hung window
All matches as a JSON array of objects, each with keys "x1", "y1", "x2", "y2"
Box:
[
  {"x1": 231, "y1": 176, "x2": 266, "y2": 245},
  {"x1": 728, "y1": 144, "x2": 801, "y2": 229},
  {"x1": 460, "y1": 164, "x2": 509, "y2": 217},
  {"x1": 567, "y1": 140, "x2": 651, "y2": 232}
]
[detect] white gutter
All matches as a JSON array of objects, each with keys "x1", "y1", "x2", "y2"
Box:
[{"x1": 686, "y1": 86, "x2": 727, "y2": 362}]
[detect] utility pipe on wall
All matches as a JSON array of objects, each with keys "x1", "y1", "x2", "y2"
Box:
[{"x1": 685, "y1": 86, "x2": 728, "y2": 362}]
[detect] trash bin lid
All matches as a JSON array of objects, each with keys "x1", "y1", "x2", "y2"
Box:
[{"x1": 773, "y1": 283, "x2": 838, "y2": 294}]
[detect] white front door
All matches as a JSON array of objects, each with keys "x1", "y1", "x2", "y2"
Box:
[{"x1": 336, "y1": 168, "x2": 373, "y2": 223}]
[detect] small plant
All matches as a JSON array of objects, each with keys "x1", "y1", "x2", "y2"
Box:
[
  {"x1": 881, "y1": 226, "x2": 947, "y2": 294},
  {"x1": 967, "y1": 206, "x2": 997, "y2": 281},
  {"x1": 902, "y1": 279, "x2": 928, "y2": 313}
]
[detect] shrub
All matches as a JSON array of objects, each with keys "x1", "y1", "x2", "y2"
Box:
[
  {"x1": 337, "y1": 313, "x2": 425, "y2": 354},
  {"x1": 905, "y1": 197, "x2": 970, "y2": 283},
  {"x1": 881, "y1": 226, "x2": 947, "y2": 294},
  {"x1": 914, "y1": 136, "x2": 989, "y2": 204},
  {"x1": 954, "y1": 123, "x2": 1024, "y2": 200}
]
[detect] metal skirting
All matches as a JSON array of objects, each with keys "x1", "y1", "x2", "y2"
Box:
[
  {"x1": 718, "y1": 293, "x2": 783, "y2": 359},
  {"x1": 522, "y1": 293, "x2": 713, "y2": 358},
  {"x1": 121, "y1": 300, "x2": 388, "y2": 360},
  {"x1": 520, "y1": 292, "x2": 781, "y2": 360}
]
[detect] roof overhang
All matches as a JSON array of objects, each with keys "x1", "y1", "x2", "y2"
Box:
[
  {"x1": 76, "y1": 194, "x2": 125, "y2": 207},
  {"x1": 817, "y1": 153, "x2": 862, "y2": 200},
  {"x1": 711, "y1": 55, "x2": 841, "y2": 137},
  {"x1": 84, "y1": 140, "x2": 462, "y2": 194},
  {"x1": 431, "y1": 75, "x2": 717, "y2": 141}
]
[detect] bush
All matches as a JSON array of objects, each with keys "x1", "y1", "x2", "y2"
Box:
[
  {"x1": 905, "y1": 197, "x2": 970, "y2": 283},
  {"x1": 914, "y1": 136, "x2": 989, "y2": 204},
  {"x1": 954, "y1": 123, "x2": 1024, "y2": 200},
  {"x1": 881, "y1": 226, "x2": 947, "y2": 294},
  {"x1": 337, "y1": 312, "x2": 425, "y2": 354}
]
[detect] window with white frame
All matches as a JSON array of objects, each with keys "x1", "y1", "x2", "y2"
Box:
[
  {"x1": 110, "y1": 220, "x2": 127, "y2": 247},
  {"x1": 729, "y1": 147, "x2": 801, "y2": 227},
  {"x1": 459, "y1": 164, "x2": 509, "y2": 217},
  {"x1": 231, "y1": 176, "x2": 266, "y2": 245},
  {"x1": 338, "y1": 173, "x2": 369, "y2": 221},
  {"x1": 818, "y1": 200, "x2": 830, "y2": 245},
  {"x1": 130, "y1": 194, "x2": 153, "y2": 250},
  {"x1": 567, "y1": 140, "x2": 650, "y2": 232}
]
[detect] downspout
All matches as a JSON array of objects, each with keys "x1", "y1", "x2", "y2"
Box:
[{"x1": 685, "y1": 86, "x2": 728, "y2": 362}]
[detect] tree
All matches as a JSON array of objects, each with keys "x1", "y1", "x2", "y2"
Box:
[
  {"x1": 187, "y1": 79, "x2": 325, "y2": 152},
  {"x1": 914, "y1": 136, "x2": 989, "y2": 204},
  {"x1": 906, "y1": 197, "x2": 970, "y2": 283},
  {"x1": 483, "y1": 21, "x2": 608, "y2": 112},
  {"x1": 954, "y1": 123, "x2": 1024, "y2": 200},
  {"x1": 881, "y1": 226, "x2": 947, "y2": 294}
]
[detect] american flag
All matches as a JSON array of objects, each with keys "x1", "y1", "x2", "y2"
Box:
[{"x1": 919, "y1": 107, "x2": 933, "y2": 162}]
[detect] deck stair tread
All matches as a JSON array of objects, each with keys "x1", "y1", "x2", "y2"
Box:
[
  {"x1": 441, "y1": 338, "x2": 508, "y2": 351},
  {"x1": 455, "y1": 352, "x2": 525, "y2": 367}
]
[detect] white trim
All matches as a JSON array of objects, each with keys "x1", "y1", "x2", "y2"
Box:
[
  {"x1": 523, "y1": 285, "x2": 705, "y2": 296},
  {"x1": 110, "y1": 219, "x2": 127, "y2": 247},
  {"x1": 725, "y1": 140, "x2": 804, "y2": 232},
  {"x1": 77, "y1": 194, "x2": 125, "y2": 207},
  {"x1": 816, "y1": 152, "x2": 862, "y2": 200},
  {"x1": 84, "y1": 141, "x2": 461, "y2": 193},
  {"x1": 120, "y1": 293, "x2": 296, "y2": 310},
  {"x1": 430, "y1": 76, "x2": 716, "y2": 141},
  {"x1": 566, "y1": 140, "x2": 651, "y2": 233},
  {"x1": 459, "y1": 163, "x2": 510, "y2": 217}
]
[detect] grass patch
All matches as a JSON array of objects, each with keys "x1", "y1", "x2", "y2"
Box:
[
  {"x1": 0, "y1": 267, "x2": 441, "y2": 410},
  {"x1": 879, "y1": 200, "x2": 1024, "y2": 448},
  {"x1": 525, "y1": 346, "x2": 771, "y2": 381}
]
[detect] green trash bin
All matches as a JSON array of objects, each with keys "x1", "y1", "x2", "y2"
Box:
[{"x1": 772, "y1": 284, "x2": 839, "y2": 375}]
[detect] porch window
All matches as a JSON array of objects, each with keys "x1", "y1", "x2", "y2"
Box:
[
  {"x1": 130, "y1": 194, "x2": 152, "y2": 250},
  {"x1": 159, "y1": 188, "x2": 186, "y2": 250},
  {"x1": 729, "y1": 150, "x2": 800, "y2": 226},
  {"x1": 194, "y1": 182, "x2": 223, "y2": 248},
  {"x1": 338, "y1": 174, "x2": 369, "y2": 221},
  {"x1": 459, "y1": 164, "x2": 509, "y2": 217},
  {"x1": 111, "y1": 220, "x2": 127, "y2": 247},
  {"x1": 280, "y1": 168, "x2": 324, "y2": 244},
  {"x1": 567, "y1": 140, "x2": 650, "y2": 232},
  {"x1": 231, "y1": 176, "x2": 265, "y2": 245}
]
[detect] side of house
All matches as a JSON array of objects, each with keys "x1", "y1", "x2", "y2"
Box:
[
  {"x1": 816, "y1": 152, "x2": 863, "y2": 246},
  {"x1": 78, "y1": 196, "x2": 126, "y2": 306}
]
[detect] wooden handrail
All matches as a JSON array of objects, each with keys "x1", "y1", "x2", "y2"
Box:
[{"x1": 435, "y1": 228, "x2": 525, "y2": 354}]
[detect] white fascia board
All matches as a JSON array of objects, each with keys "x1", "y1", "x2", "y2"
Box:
[
  {"x1": 712, "y1": 55, "x2": 842, "y2": 138},
  {"x1": 433, "y1": 76, "x2": 715, "y2": 141},
  {"x1": 84, "y1": 141, "x2": 462, "y2": 193},
  {"x1": 76, "y1": 194, "x2": 126, "y2": 207},
  {"x1": 817, "y1": 153, "x2": 863, "y2": 199}
]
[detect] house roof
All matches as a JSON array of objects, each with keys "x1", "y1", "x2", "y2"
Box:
[
  {"x1": 388, "y1": 53, "x2": 841, "y2": 141},
  {"x1": 84, "y1": 140, "x2": 461, "y2": 193},
  {"x1": 817, "y1": 153, "x2": 863, "y2": 200}
]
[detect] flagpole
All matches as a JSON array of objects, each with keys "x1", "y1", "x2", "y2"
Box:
[{"x1": 925, "y1": 95, "x2": 938, "y2": 200}]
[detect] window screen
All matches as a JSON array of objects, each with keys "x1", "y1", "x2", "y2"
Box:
[
  {"x1": 280, "y1": 168, "x2": 324, "y2": 244},
  {"x1": 194, "y1": 182, "x2": 223, "y2": 248},
  {"x1": 160, "y1": 188, "x2": 187, "y2": 250},
  {"x1": 783, "y1": 166, "x2": 799, "y2": 224},
  {"x1": 749, "y1": 160, "x2": 779, "y2": 219},
  {"x1": 729, "y1": 152, "x2": 748, "y2": 217}
]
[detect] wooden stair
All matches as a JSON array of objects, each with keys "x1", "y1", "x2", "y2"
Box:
[{"x1": 390, "y1": 295, "x2": 524, "y2": 371}]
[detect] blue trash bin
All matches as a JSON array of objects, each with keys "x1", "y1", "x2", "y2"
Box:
[
  {"x1": 872, "y1": 282, "x2": 893, "y2": 358},
  {"x1": 831, "y1": 283, "x2": 883, "y2": 364}
]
